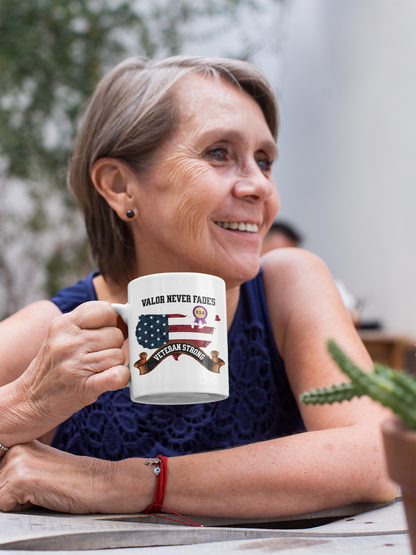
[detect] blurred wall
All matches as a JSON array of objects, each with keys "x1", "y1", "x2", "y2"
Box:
[{"x1": 273, "y1": 0, "x2": 416, "y2": 336}]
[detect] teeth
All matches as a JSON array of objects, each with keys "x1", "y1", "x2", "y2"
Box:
[{"x1": 215, "y1": 222, "x2": 258, "y2": 233}]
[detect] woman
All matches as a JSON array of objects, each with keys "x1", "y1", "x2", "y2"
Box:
[{"x1": 0, "y1": 56, "x2": 396, "y2": 516}]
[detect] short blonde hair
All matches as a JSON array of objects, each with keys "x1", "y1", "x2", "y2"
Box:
[{"x1": 68, "y1": 56, "x2": 279, "y2": 284}]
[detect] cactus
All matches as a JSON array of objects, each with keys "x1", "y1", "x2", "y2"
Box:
[{"x1": 300, "y1": 339, "x2": 416, "y2": 430}]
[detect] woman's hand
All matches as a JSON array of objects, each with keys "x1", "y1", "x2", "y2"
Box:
[
  {"x1": 0, "y1": 442, "x2": 152, "y2": 514},
  {"x1": 1, "y1": 301, "x2": 130, "y2": 447},
  {"x1": 0, "y1": 441, "x2": 100, "y2": 513}
]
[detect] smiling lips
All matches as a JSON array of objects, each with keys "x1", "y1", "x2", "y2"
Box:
[{"x1": 215, "y1": 221, "x2": 259, "y2": 233}]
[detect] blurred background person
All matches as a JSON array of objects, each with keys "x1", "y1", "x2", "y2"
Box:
[{"x1": 261, "y1": 221, "x2": 302, "y2": 254}]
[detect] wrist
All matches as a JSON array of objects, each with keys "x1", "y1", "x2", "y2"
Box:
[
  {"x1": 0, "y1": 374, "x2": 46, "y2": 447},
  {"x1": 144, "y1": 456, "x2": 203, "y2": 526},
  {"x1": 91, "y1": 458, "x2": 155, "y2": 514}
]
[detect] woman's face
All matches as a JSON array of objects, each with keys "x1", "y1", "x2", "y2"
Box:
[{"x1": 133, "y1": 74, "x2": 280, "y2": 287}]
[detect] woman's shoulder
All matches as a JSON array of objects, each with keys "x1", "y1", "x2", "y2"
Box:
[
  {"x1": 261, "y1": 246, "x2": 337, "y2": 292},
  {"x1": 260, "y1": 248, "x2": 341, "y2": 352},
  {"x1": 261, "y1": 247, "x2": 327, "y2": 274},
  {"x1": 261, "y1": 247, "x2": 333, "y2": 295},
  {"x1": 50, "y1": 271, "x2": 99, "y2": 314}
]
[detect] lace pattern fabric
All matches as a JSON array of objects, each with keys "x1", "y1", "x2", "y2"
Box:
[{"x1": 51, "y1": 271, "x2": 304, "y2": 460}]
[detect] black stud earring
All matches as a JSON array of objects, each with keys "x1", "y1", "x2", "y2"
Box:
[{"x1": 126, "y1": 209, "x2": 134, "y2": 219}]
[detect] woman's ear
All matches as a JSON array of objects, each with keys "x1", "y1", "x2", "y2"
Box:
[{"x1": 91, "y1": 158, "x2": 138, "y2": 220}]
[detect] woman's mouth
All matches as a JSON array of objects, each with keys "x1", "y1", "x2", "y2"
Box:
[{"x1": 215, "y1": 221, "x2": 258, "y2": 233}]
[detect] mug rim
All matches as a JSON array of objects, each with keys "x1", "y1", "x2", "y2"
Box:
[{"x1": 128, "y1": 272, "x2": 225, "y2": 287}]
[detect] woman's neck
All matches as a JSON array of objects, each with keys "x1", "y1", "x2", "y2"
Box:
[
  {"x1": 225, "y1": 284, "x2": 240, "y2": 332},
  {"x1": 93, "y1": 274, "x2": 129, "y2": 304}
]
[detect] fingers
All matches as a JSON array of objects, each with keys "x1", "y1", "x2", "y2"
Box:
[
  {"x1": 49, "y1": 302, "x2": 124, "y2": 354},
  {"x1": 0, "y1": 445, "x2": 34, "y2": 512},
  {"x1": 81, "y1": 348, "x2": 129, "y2": 400},
  {"x1": 77, "y1": 326, "x2": 125, "y2": 354},
  {"x1": 87, "y1": 365, "x2": 131, "y2": 397},
  {"x1": 67, "y1": 301, "x2": 119, "y2": 330},
  {"x1": 82, "y1": 347, "x2": 126, "y2": 373},
  {"x1": 9, "y1": 501, "x2": 34, "y2": 512},
  {"x1": 69, "y1": 343, "x2": 129, "y2": 405},
  {"x1": 46, "y1": 320, "x2": 124, "y2": 359}
]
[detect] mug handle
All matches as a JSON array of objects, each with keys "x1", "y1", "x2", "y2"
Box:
[
  {"x1": 112, "y1": 303, "x2": 129, "y2": 324},
  {"x1": 112, "y1": 303, "x2": 131, "y2": 388}
]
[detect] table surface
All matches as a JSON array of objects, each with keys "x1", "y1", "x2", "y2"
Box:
[{"x1": 0, "y1": 496, "x2": 412, "y2": 555}]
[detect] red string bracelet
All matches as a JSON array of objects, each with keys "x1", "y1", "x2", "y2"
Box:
[{"x1": 144, "y1": 456, "x2": 203, "y2": 527}]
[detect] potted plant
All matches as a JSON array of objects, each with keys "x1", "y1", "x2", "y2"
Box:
[{"x1": 301, "y1": 339, "x2": 416, "y2": 554}]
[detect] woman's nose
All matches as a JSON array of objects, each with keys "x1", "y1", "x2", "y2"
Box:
[{"x1": 232, "y1": 161, "x2": 275, "y2": 203}]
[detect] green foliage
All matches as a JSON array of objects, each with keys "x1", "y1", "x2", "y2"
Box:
[
  {"x1": 0, "y1": 0, "x2": 268, "y2": 186},
  {"x1": 0, "y1": 0, "x2": 141, "y2": 184},
  {"x1": 300, "y1": 339, "x2": 416, "y2": 430},
  {"x1": 45, "y1": 236, "x2": 92, "y2": 297},
  {"x1": 0, "y1": 0, "x2": 280, "y2": 314}
]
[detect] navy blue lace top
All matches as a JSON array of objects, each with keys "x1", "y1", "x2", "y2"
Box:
[{"x1": 50, "y1": 271, "x2": 304, "y2": 460}]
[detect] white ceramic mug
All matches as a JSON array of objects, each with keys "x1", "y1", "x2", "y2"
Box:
[{"x1": 112, "y1": 272, "x2": 229, "y2": 405}]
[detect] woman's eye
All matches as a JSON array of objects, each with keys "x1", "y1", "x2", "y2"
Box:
[
  {"x1": 257, "y1": 158, "x2": 273, "y2": 172},
  {"x1": 208, "y1": 147, "x2": 228, "y2": 161}
]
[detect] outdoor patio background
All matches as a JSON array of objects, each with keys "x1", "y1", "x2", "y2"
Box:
[{"x1": 1, "y1": 0, "x2": 415, "y2": 337}]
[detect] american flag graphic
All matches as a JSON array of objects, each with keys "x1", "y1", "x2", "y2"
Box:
[{"x1": 135, "y1": 314, "x2": 215, "y2": 350}]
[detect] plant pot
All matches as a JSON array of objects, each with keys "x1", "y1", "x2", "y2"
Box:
[{"x1": 382, "y1": 417, "x2": 416, "y2": 554}]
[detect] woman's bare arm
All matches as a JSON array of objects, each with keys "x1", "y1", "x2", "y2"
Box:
[
  {"x1": 0, "y1": 251, "x2": 397, "y2": 516},
  {"x1": 161, "y1": 251, "x2": 397, "y2": 517},
  {"x1": 0, "y1": 301, "x2": 62, "y2": 387},
  {"x1": 0, "y1": 301, "x2": 61, "y2": 449}
]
